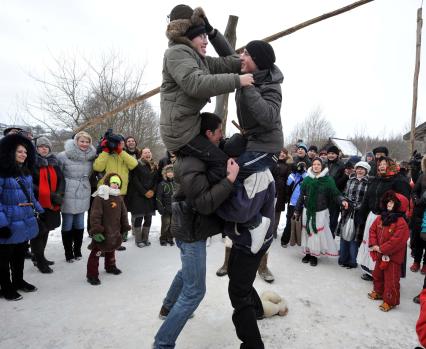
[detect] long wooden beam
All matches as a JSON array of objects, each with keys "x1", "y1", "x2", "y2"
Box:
[{"x1": 74, "y1": 0, "x2": 375, "y2": 132}]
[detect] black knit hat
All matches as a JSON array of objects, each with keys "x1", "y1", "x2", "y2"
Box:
[
  {"x1": 246, "y1": 40, "x2": 276, "y2": 70},
  {"x1": 185, "y1": 25, "x2": 206, "y2": 40},
  {"x1": 327, "y1": 145, "x2": 339, "y2": 155},
  {"x1": 169, "y1": 4, "x2": 193, "y2": 21},
  {"x1": 308, "y1": 145, "x2": 318, "y2": 152}
]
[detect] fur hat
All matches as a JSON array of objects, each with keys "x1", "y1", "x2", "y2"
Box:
[
  {"x1": 246, "y1": 40, "x2": 276, "y2": 70},
  {"x1": 327, "y1": 145, "x2": 339, "y2": 155},
  {"x1": 223, "y1": 133, "x2": 247, "y2": 158},
  {"x1": 0, "y1": 133, "x2": 35, "y2": 177},
  {"x1": 35, "y1": 136, "x2": 52, "y2": 150},
  {"x1": 373, "y1": 146, "x2": 389, "y2": 157},
  {"x1": 166, "y1": 6, "x2": 206, "y2": 48},
  {"x1": 354, "y1": 161, "x2": 371, "y2": 173}
]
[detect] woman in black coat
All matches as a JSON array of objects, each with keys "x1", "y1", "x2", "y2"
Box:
[
  {"x1": 31, "y1": 136, "x2": 64, "y2": 273},
  {"x1": 271, "y1": 149, "x2": 292, "y2": 238},
  {"x1": 126, "y1": 148, "x2": 158, "y2": 247}
]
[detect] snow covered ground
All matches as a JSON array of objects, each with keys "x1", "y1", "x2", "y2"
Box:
[{"x1": 1, "y1": 213, "x2": 423, "y2": 349}]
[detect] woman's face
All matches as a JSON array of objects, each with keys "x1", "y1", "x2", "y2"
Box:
[
  {"x1": 378, "y1": 159, "x2": 388, "y2": 174},
  {"x1": 77, "y1": 137, "x2": 90, "y2": 151},
  {"x1": 312, "y1": 160, "x2": 322, "y2": 174},
  {"x1": 279, "y1": 150, "x2": 287, "y2": 160},
  {"x1": 37, "y1": 145, "x2": 50, "y2": 157},
  {"x1": 15, "y1": 145, "x2": 27, "y2": 164},
  {"x1": 142, "y1": 148, "x2": 152, "y2": 161},
  {"x1": 355, "y1": 167, "x2": 367, "y2": 178},
  {"x1": 126, "y1": 138, "x2": 136, "y2": 150},
  {"x1": 387, "y1": 200, "x2": 395, "y2": 211}
]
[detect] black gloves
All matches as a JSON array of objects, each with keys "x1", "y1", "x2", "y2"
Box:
[
  {"x1": 203, "y1": 16, "x2": 217, "y2": 39},
  {"x1": 0, "y1": 226, "x2": 12, "y2": 239},
  {"x1": 203, "y1": 15, "x2": 213, "y2": 34},
  {"x1": 51, "y1": 192, "x2": 63, "y2": 206}
]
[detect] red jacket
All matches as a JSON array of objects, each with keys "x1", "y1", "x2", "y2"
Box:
[
  {"x1": 417, "y1": 289, "x2": 426, "y2": 347},
  {"x1": 369, "y1": 216, "x2": 409, "y2": 264}
]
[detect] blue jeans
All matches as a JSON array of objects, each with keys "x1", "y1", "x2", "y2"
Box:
[
  {"x1": 61, "y1": 213, "x2": 85, "y2": 231},
  {"x1": 237, "y1": 151, "x2": 276, "y2": 180},
  {"x1": 339, "y1": 238, "x2": 359, "y2": 267},
  {"x1": 154, "y1": 239, "x2": 207, "y2": 349}
]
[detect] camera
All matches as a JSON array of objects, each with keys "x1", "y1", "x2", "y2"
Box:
[
  {"x1": 296, "y1": 162, "x2": 306, "y2": 173},
  {"x1": 103, "y1": 128, "x2": 122, "y2": 151}
]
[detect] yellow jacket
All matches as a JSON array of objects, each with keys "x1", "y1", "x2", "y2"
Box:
[{"x1": 93, "y1": 151, "x2": 138, "y2": 195}]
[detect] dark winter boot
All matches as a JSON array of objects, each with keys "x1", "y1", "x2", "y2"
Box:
[
  {"x1": 141, "y1": 226, "x2": 151, "y2": 246},
  {"x1": 72, "y1": 228, "x2": 84, "y2": 260},
  {"x1": 105, "y1": 266, "x2": 122, "y2": 275},
  {"x1": 134, "y1": 227, "x2": 143, "y2": 247},
  {"x1": 216, "y1": 247, "x2": 231, "y2": 277},
  {"x1": 61, "y1": 230, "x2": 74, "y2": 262},
  {"x1": 13, "y1": 280, "x2": 37, "y2": 292},
  {"x1": 258, "y1": 253, "x2": 274, "y2": 283},
  {"x1": 87, "y1": 276, "x2": 101, "y2": 286}
]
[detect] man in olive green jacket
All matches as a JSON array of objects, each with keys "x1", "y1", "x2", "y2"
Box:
[{"x1": 160, "y1": 5, "x2": 253, "y2": 183}]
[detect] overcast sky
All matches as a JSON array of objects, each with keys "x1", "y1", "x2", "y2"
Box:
[{"x1": 1, "y1": 0, "x2": 424, "y2": 143}]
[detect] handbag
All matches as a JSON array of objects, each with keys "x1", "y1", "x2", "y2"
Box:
[
  {"x1": 15, "y1": 176, "x2": 40, "y2": 220},
  {"x1": 340, "y1": 208, "x2": 356, "y2": 242}
]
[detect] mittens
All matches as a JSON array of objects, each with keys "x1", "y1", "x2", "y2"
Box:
[
  {"x1": 0, "y1": 226, "x2": 12, "y2": 239},
  {"x1": 92, "y1": 233, "x2": 105, "y2": 242}
]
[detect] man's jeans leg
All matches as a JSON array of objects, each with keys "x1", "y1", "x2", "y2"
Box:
[{"x1": 154, "y1": 240, "x2": 207, "y2": 349}]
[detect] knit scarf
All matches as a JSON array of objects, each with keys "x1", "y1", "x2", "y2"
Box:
[
  {"x1": 380, "y1": 211, "x2": 406, "y2": 226},
  {"x1": 38, "y1": 166, "x2": 59, "y2": 210},
  {"x1": 301, "y1": 174, "x2": 337, "y2": 234}
]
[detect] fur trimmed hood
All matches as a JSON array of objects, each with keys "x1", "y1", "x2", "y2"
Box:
[
  {"x1": 166, "y1": 7, "x2": 206, "y2": 48},
  {"x1": 161, "y1": 164, "x2": 174, "y2": 180},
  {"x1": 63, "y1": 139, "x2": 96, "y2": 162},
  {"x1": 0, "y1": 134, "x2": 35, "y2": 177}
]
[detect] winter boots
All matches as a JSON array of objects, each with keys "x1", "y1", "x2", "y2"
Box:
[
  {"x1": 216, "y1": 247, "x2": 231, "y2": 277},
  {"x1": 61, "y1": 230, "x2": 74, "y2": 262},
  {"x1": 136, "y1": 227, "x2": 151, "y2": 248},
  {"x1": 258, "y1": 253, "x2": 274, "y2": 283},
  {"x1": 72, "y1": 228, "x2": 84, "y2": 260}
]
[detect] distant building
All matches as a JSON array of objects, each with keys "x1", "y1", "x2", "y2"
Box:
[{"x1": 321, "y1": 137, "x2": 362, "y2": 159}]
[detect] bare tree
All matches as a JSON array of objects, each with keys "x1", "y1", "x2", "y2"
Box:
[
  {"x1": 289, "y1": 107, "x2": 335, "y2": 145},
  {"x1": 27, "y1": 52, "x2": 164, "y2": 158}
]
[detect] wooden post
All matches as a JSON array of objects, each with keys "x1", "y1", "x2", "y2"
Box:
[
  {"x1": 410, "y1": 7, "x2": 423, "y2": 154},
  {"x1": 214, "y1": 15, "x2": 238, "y2": 135}
]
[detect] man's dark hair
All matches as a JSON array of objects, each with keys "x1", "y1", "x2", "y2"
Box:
[{"x1": 200, "y1": 112, "x2": 222, "y2": 137}]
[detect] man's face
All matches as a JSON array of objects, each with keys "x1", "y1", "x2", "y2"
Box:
[
  {"x1": 296, "y1": 147, "x2": 306, "y2": 158},
  {"x1": 308, "y1": 150, "x2": 317, "y2": 159},
  {"x1": 327, "y1": 152, "x2": 338, "y2": 161},
  {"x1": 191, "y1": 33, "x2": 208, "y2": 57},
  {"x1": 206, "y1": 126, "x2": 223, "y2": 146},
  {"x1": 37, "y1": 145, "x2": 50, "y2": 157},
  {"x1": 240, "y1": 49, "x2": 257, "y2": 73},
  {"x1": 126, "y1": 138, "x2": 136, "y2": 150},
  {"x1": 375, "y1": 152, "x2": 386, "y2": 159}
]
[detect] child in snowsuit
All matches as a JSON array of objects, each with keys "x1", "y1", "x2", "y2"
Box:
[
  {"x1": 87, "y1": 173, "x2": 131, "y2": 285},
  {"x1": 156, "y1": 164, "x2": 175, "y2": 246},
  {"x1": 368, "y1": 190, "x2": 409, "y2": 311}
]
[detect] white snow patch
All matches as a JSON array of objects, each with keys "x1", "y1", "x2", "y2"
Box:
[{"x1": 0, "y1": 212, "x2": 421, "y2": 349}]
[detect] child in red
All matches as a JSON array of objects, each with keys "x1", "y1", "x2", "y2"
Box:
[{"x1": 368, "y1": 190, "x2": 409, "y2": 311}]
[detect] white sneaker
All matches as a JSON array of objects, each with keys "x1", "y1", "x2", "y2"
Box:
[{"x1": 250, "y1": 216, "x2": 271, "y2": 254}]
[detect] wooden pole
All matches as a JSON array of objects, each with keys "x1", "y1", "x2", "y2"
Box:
[
  {"x1": 214, "y1": 15, "x2": 239, "y2": 135},
  {"x1": 74, "y1": 0, "x2": 375, "y2": 132},
  {"x1": 410, "y1": 7, "x2": 423, "y2": 154}
]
